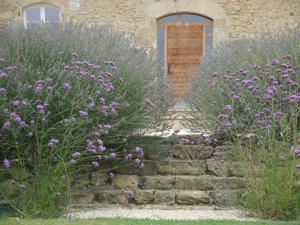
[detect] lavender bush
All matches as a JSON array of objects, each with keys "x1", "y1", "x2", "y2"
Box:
[
  {"x1": 0, "y1": 24, "x2": 174, "y2": 217},
  {"x1": 185, "y1": 28, "x2": 300, "y2": 219}
]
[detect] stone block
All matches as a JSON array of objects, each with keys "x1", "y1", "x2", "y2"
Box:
[
  {"x1": 142, "y1": 176, "x2": 175, "y2": 190},
  {"x1": 215, "y1": 145, "x2": 235, "y2": 152},
  {"x1": 172, "y1": 145, "x2": 214, "y2": 160},
  {"x1": 71, "y1": 192, "x2": 95, "y2": 204},
  {"x1": 114, "y1": 160, "x2": 158, "y2": 175},
  {"x1": 209, "y1": 190, "x2": 242, "y2": 206},
  {"x1": 95, "y1": 190, "x2": 127, "y2": 204},
  {"x1": 144, "y1": 144, "x2": 172, "y2": 160},
  {"x1": 114, "y1": 175, "x2": 139, "y2": 190},
  {"x1": 207, "y1": 159, "x2": 229, "y2": 176},
  {"x1": 153, "y1": 190, "x2": 175, "y2": 205},
  {"x1": 135, "y1": 190, "x2": 154, "y2": 204},
  {"x1": 212, "y1": 150, "x2": 236, "y2": 161},
  {"x1": 158, "y1": 160, "x2": 206, "y2": 175},
  {"x1": 175, "y1": 176, "x2": 213, "y2": 191},
  {"x1": 176, "y1": 191, "x2": 211, "y2": 205}
]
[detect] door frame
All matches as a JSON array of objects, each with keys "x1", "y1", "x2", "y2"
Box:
[{"x1": 157, "y1": 13, "x2": 213, "y2": 66}]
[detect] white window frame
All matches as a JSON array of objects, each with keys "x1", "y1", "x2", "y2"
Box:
[{"x1": 23, "y1": 4, "x2": 61, "y2": 28}]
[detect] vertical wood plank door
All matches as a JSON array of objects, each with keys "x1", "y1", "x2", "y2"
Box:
[{"x1": 167, "y1": 24, "x2": 203, "y2": 98}]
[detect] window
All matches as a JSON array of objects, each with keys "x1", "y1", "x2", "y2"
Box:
[{"x1": 24, "y1": 4, "x2": 60, "y2": 27}]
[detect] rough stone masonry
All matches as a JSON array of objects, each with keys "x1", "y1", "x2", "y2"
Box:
[{"x1": 1, "y1": 0, "x2": 300, "y2": 47}]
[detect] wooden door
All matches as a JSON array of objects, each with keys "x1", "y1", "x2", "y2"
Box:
[{"x1": 167, "y1": 24, "x2": 204, "y2": 98}]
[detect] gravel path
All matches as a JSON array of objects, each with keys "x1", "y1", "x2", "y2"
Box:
[{"x1": 70, "y1": 205, "x2": 256, "y2": 221}]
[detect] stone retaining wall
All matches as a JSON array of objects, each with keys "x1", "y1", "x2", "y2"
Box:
[{"x1": 71, "y1": 136, "x2": 246, "y2": 207}]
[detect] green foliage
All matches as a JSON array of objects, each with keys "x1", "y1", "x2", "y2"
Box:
[
  {"x1": 0, "y1": 23, "x2": 174, "y2": 217},
  {"x1": 184, "y1": 27, "x2": 300, "y2": 220}
]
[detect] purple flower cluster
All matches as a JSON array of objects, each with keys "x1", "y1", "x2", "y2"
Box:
[
  {"x1": 209, "y1": 56, "x2": 299, "y2": 135},
  {"x1": 48, "y1": 139, "x2": 60, "y2": 148}
]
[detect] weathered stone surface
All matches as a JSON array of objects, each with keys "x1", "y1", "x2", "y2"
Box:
[
  {"x1": 153, "y1": 190, "x2": 175, "y2": 205},
  {"x1": 172, "y1": 145, "x2": 214, "y2": 160},
  {"x1": 207, "y1": 159, "x2": 229, "y2": 177},
  {"x1": 158, "y1": 160, "x2": 206, "y2": 175},
  {"x1": 144, "y1": 144, "x2": 172, "y2": 160},
  {"x1": 114, "y1": 161, "x2": 158, "y2": 175},
  {"x1": 212, "y1": 150, "x2": 236, "y2": 161},
  {"x1": 209, "y1": 190, "x2": 242, "y2": 206},
  {"x1": 2, "y1": 1, "x2": 299, "y2": 52},
  {"x1": 142, "y1": 176, "x2": 175, "y2": 190},
  {"x1": 71, "y1": 192, "x2": 95, "y2": 204},
  {"x1": 175, "y1": 176, "x2": 214, "y2": 191},
  {"x1": 215, "y1": 145, "x2": 235, "y2": 152},
  {"x1": 135, "y1": 190, "x2": 154, "y2": 204},
  {"x1": 95, "y1": 190, "x2": 127, "y2": 204},
  {"x1": 114, "y1": 175, "x2": 139, "y2": 190},
  {"x1": 176, "y1": 191, "x2": 211, "y2": 205}
]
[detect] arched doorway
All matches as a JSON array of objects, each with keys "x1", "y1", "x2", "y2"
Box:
[{"x1": 157, "y1": 13, "x2": 213, "y2": 98}]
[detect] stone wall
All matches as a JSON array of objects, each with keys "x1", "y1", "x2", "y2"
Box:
[{"x1": 1, "y1": 0, "x2": 300, "y2": 47}]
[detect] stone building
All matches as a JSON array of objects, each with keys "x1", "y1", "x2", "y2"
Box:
[{"x1": 1, "y1": 0, "x2": 300, "y2": 96}]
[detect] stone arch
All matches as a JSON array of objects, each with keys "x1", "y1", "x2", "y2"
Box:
[{"x1": 146, "y1": 0, "x2": 229, "y2": 44}]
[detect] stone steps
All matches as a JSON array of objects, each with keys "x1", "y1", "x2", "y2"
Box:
[
  {"x1": 73, "y1": 188, "x2": 242, "y2": 207},
  {"x1": 72, "y1": 141, "x2": 245, "y2": 207}
]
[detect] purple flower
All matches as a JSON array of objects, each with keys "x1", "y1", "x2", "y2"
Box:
[
  {"x1": 92, "y1": 161, "x2": 99, "y2": 168},
  {"x1": 63, "y1": 82, "x2": 72, "y2": 90},
  {"x1": 0, "y1": 72, "x2": 8, "y2": 78},
  {"x1": 0, "y1": 87, "x2": 6, "y2": 94},
  {"x1": 274, "y1": 111, "x2": 285, "y2": 119},
  {"x1": 180, "y1": 138, "x2": 192, "y2": 145},
  {"x1": 36, "y1": 104, "x2": 44, "y2": 111},
  {"x1": 2, "y1": 121, "x2": 11, "y2": 130},
  {"x1": 98, "y1": 145, "x2": 106, "y2": 152},
  {"x1": 297, "y1": 164, "x2": 300, "y2": 169},
  {"x1": 125, "y1": 153, "x2": 132, "y2": 160},
  {"x1": 3, "y1": 159, "x2": 11, "y2": 168},
  {"x1": 48, "y1": 139, "x2": 60, "y2": 148},
  {"x1": 289, "y1": 93, "x2": 300, "y2": 102},
  {"x1": 4, "y1": 66, "x2": 16, "y2": 71},
  {"x1": 253, "y1": 64, "x2": 261, "y2": 70},
  {"x1": 272, "y1": 59, "x2": 280, "y2": 65},
  {"x1": 14, "y1": 116, "x2": 22, "y2": 123},
  {"x1": 217, "y1": 114, "x2": 229, "y2": 120},
  {"x1": 224, "y1": 105, "x2": 233, "y2": 112},
  {"x1": 134, "y1": 158, "x2": 141, "y2": 165},
  {"x1": 35, "y1": 84, "x2": 43, "y2": 94},
  {"x1": 110, "y1": 152, "x2": 117, "y2": 158},
  {"x1": 72, "y1": 152, "x2": 81, "y2": 158},
  {"x1": 134, "y1": 147, "x2": 142, "y2": 153},
  {"x1": 242, "y1": 79, "x2": 253, "y2": 86},
  {"x1": 102, "y1": 124, "x2": 112, "y2": 134},
  {"x1": 79, "y1": 110, "x2": 88, "y2": 118},
  {"x1": 293, "y1": 149, "x2": 300, "y2": 158},
  {"x1": 108, "y1": 172, "x2": 115, "y2": 178},
  {"x1": 232, "y1": 95, "x2": 240, "y2": 100}
]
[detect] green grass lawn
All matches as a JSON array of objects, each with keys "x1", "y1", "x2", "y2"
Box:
[{"x1": 0, "y1": 218, "x2": 299, "y2": 225}]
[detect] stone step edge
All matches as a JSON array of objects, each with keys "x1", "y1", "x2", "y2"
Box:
[{"x1": 72, "y1": 189, "x2": 242, "y2": 206}]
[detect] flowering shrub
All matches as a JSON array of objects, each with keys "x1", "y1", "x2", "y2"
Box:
[
  {"x1": 0, "y1": 24, "x2": 174, "y2": 217},
  {"x1": 185, "y1": 29, "x2": 300, "y2": 219}
]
